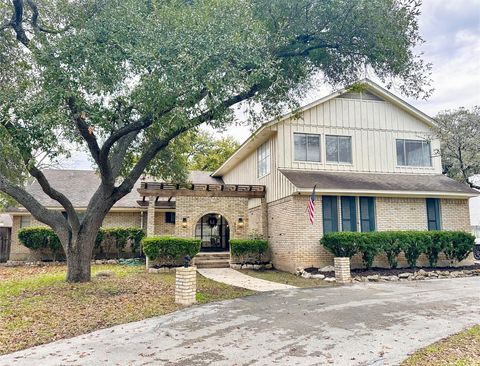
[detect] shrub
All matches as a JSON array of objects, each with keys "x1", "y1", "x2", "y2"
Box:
[
  {"x1": 401, "y1": 231, "x2": 432, "y2": 268},
  {"x1": 443, "y1": 231, "x2": 475, "y2": 263},
  {"x1": 230, "y1": 239, "x2": 269, "y2": 264},
  {"x1": 424, "y1": 231, "x2": 449, "y2": 267},
  {"x1": 356, "y1": 233, "x2": 382, "y2": 270},
  {"x1": 95, "y1": 227, "x2": 145, "y2": 257},
  {"x1": 18, "y1": 227, "x2": 63, "y2": 260},
  {"x1": 141, "y1": 236, "x2": 201, "y2": 266},
  {"x1": 379, "y1": 232, "x2": 403, "y2": 269},
  {"x1": 321, "y1": 232, "x2": 359, "y2": 258}
]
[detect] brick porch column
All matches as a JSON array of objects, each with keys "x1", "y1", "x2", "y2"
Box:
[{"x1": 146, "y1": 196, "x2": 156, "y2": 270}]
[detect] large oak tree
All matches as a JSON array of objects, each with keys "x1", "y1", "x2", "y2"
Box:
[{"x1": 0, "y1": 0, "x2": 432, "y2": 282}]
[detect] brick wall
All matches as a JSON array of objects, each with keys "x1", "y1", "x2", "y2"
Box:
[
  {"x1": 267, "y1": 196, "x2": 473, "y2": 272},
  {"x1": 154, "y1": 212, "x2": 176, "y2": 236},
  {"x1": 174, "y1": 196, "x2": 250, "y2": 240},
  {"x1": 247, "y1": 198, "x2": 268, "y2": 239},
  {"x1": 9, "y1": 211, "x2": 143, "y2": 261}
]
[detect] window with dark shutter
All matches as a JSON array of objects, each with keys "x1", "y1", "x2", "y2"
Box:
[
  {"x1": 341, "y1": 196, "x2": 357, "y2": 232},
  {"x1": 359, "y1": 197, "x2": 376, "y2": 232},
  {"x1": 322, "y1": 196, "x2": 338, "y2": 233},
  {"x1": 426, "y1": 198, "x2": 441, "y2": 230},
  {"x1": 165, "y1": 212, "x2": 176, "y2": 224}
]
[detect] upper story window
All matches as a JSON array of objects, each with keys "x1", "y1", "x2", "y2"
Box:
[
  {"x1": 294, "y1": 133, "x2": 321, "y2": 162},
  {"x1": 326, "y1": 135, "x2": 352, "y2": 164},
  {"x1": 396, "y1": 139, "x2": 432, "y2": 167},
  {"x1": 257, "y1": 141, "x2": 270, "y2": 178}
]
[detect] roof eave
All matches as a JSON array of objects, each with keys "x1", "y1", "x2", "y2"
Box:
[{"x1": 294, "y1": 188, "x2": 478, "y2": 199}]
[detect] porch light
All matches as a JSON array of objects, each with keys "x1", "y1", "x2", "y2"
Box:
[
  {"x1": 182, "y1": 217, "x2": 187, "y2": 228},
  {"x1": 238, "y1": 218, "x2": 244, "y2": 228}
]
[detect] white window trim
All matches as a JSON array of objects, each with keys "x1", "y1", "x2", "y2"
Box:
[
  {"x1": 325, "y1": 134, "x2": 353, "y2": 165},
  {"x1": 293, "y1": 132, "x2": 322, "y2": 163},
  {"x1": 257, "y1": 141, "x2": 271, "y2": 178},
  {"x1": 396, "y1": 138, "x2": 432, "y2": 167}
]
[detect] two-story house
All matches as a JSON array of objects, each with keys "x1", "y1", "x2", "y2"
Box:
[{"x1": 6, "y1": 79, "x2": 478, "y2": 270}]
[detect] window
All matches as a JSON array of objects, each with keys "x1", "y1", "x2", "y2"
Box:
[
  {"x1": 359, "y1": 197, "x2": 376, "y2": 232},
  {"x1": 257, "y1": 141, "x2": 270, "y2": 178},
  {"x1": 426, "y1": 198, "x2": 441, "y2": 230},
  {"x1": 396, "y1": 139, "x2": 431, "y2": 167},
  {"x1": 20, "y1": 216, "x2": 30, "y2": 228},
  {"x1": 294, "y1": 133, "x2": 321, "y2": 162},
  {"x1": 326, "y1": 135, "x2": 352, "y2": 163},
  {"x1": 322, "y1": 196, "x2": 339, "y2": 233},
  {"x1": 165, "y1": 212, "x2": 176, "y2": 224},
  {"x1": 341, "y1": 196, "x2": 357, "y2": 232}
]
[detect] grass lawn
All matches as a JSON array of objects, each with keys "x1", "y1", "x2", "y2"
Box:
[
  {"x1": 0, "y1": 264, "x2": 253, "y2": 355},
  {"x1": 402, "y1": 325, "x2": 480, "y2": 366},
  {"x1": 239, "y1": 269, "x2": 335, "y2": 288}
]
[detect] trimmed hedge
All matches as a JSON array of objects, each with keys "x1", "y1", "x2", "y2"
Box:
[
  {"x1": 230, "y1": 239, "x2": 269, "y2": 264},
  {"x1": 142, "y1": 236, "x2": 201, "y2": 266},
  {"x1": 18, "y1": 226, "x2": 145, "y2": 259},
  {"x1": 321, "y1": 231, "x2": 475, "y2": 269},
  {"x1": 18, "y1": 226, "x2": 62, "y2": 260}
]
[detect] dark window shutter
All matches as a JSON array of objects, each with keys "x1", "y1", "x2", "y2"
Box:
[
  {"x1": 426, "y1": 198, "x2": 441, "y2": 230},
  {"x1": 360, "y1": 197, "x2": 376, "y2": 232},
  {"x1": 322, "y1": 196, "x2": 338, "y2": 233},
  {"x1": 341, "y1": 196, "x2": 357, "y2": 232}
]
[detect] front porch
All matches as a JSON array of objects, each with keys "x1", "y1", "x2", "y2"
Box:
[{"x1": 137, "y1": 181, "x2": 266, "y2": 267}]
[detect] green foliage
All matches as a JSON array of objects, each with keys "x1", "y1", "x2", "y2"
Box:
[
  {"x1": 321, "y1": 231, "x2": 475, "y2": 269},
  {"x1": 433, "y1": 107, "x2": 480, "y2": 188},
  {"x1": 230, "y1": 239, "x2": 269, "y2": 264},
  {"x1": 18, "y1": 226, "x2": 62, "y2": 260},
  {"x1": 321, "y1": 232, "x2": 359, "y2": 258},
  {"x1": 141, "y1": 237, "x2": 201, "y2": 266},
  {"x1": 401, "y1": 232, "x2": 432, "y2": 268},
  {"x1": 19, "y1": 227, "x2": 145, "y2": 259},
  {"x1": 443, "y1": 231, "x2": 476, "y2": 263},
  {"x1": 95, "y1": 227, "x2": 145, "y2": 256},
  {"x1": 356, "y1": 233, "x2": 381, "y2": 270},
  {"x1": 378, "y1": 232, "x2": 403, "y2": 269}
]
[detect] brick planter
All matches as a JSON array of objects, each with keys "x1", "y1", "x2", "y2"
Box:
[
  {"x1": 175, "y1": 266, "x2": 197, "y2": 305},
  {"x1": 334, "y1": 257, "x2": 351, "y2": 284}
]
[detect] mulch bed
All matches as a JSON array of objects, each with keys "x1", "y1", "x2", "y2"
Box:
[{"x1": 304, "y1": 263, "x2": 480, "y2": 278}]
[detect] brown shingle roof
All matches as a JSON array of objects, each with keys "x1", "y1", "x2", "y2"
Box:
[
  {"x1": 20, "y1": 169, "x2": 222, "y2": 209},
  {"x1": 280, "y1": 170, "x2": 479, "y2": 196}
]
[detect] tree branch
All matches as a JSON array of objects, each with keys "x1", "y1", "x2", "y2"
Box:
[{"x1": 0, "y1": 173, "x2": 67, "y2": 231}]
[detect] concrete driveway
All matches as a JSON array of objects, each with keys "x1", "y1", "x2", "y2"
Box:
[{"x1": 1, "y1": 277, "x2": 479, "y2": 366}]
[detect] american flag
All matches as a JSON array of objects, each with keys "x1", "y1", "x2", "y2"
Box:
[{"x1": 308, "y1": 185, "x2": 316, "y2": 225}]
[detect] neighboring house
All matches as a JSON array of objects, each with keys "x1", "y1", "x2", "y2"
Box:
[
  {"x1": 6, "y1": 79, "x2": 479, "y2": 270},
  {"x1": 0, "y1": 213, "x2": 12, "y2": 262}
]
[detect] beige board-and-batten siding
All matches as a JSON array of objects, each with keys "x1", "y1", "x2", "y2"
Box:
[
  {"x1": 9, "y1": 211, "x2": 143, "y2": 261},
  {"x1": 267, "y1": 195, "x2": 473, "y2": 273},
  {"x1": 222, "y1": 95, "x2": 442, "y2": 204}
]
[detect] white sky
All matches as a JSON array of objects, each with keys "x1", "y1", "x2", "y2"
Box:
[{"x1": 63, "y1": 0, "x2": 480, "y2": 170}]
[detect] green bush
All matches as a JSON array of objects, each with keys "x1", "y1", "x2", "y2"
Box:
[
  {"x1": 141, "y1": 236, "x2": 201, "y2": 266},
  {"x1": 424, "y1": 231, "x2": 449, "y2": 267},
  {"x1": 95, "y1": 227, "x2": 145, "y2": 257},
  {"x1": 19, "y1": 226, "x2": 145, "y2": 260},
  {"x1": 379, "y1": 232, "x2": 403, "y2": 269},
  {"x1": 230, "y1": 239, "x2": 269, "y2": 264},
  {"x1": 356, "y1": 233, "x2": 381, "y2": 270},
  {"x1": 443, "y1": 231, "x2": 475, "y2": 263},
  {"x1": 18, "y1": 227, "x2": 62, "y2": 260},
  {"x1": 401, "y1": 231, "x2": 432, "y2": 268},
  {"x1": 321, "y1": 232, "x2": 359, "y2": 258}
]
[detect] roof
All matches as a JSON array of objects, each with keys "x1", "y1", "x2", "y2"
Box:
[
  {"x1": 0, "y1": 214, "x2": 12, "y2": 227},
  {"x1": 212, "y1": 78, "x2": 436, "y2": 177},
  {"x1": 10, "y1": 169, "x2": 221, "y2": 210},
  {"x1": 280, "y1": 170, "x2": 479, "y2": 198}
]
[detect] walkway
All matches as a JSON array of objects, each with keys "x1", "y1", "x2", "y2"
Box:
[
  {"x1": 2, "y1": 277, "x2": 479, "y2": 366},
  {"x1": 197, "y1": 267, "x2": 296, "y2": 291}
]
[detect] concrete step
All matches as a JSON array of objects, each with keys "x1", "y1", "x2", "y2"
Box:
[{"x1": 195, "y1": 260, "x2": 230, "y2": 269}]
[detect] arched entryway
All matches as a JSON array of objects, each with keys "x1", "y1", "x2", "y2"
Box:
[{"x1": 195, "y1": 213, "x2": 230, "y2": 252}]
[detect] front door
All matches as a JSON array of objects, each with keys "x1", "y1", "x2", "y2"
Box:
[{"x1": 195, "y1": 214, "x2": 230, "y2": 252}]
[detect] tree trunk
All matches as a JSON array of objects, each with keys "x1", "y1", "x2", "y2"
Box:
[{"x1": 66, "y1": 244, "x2": 92, "y2": 282}]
